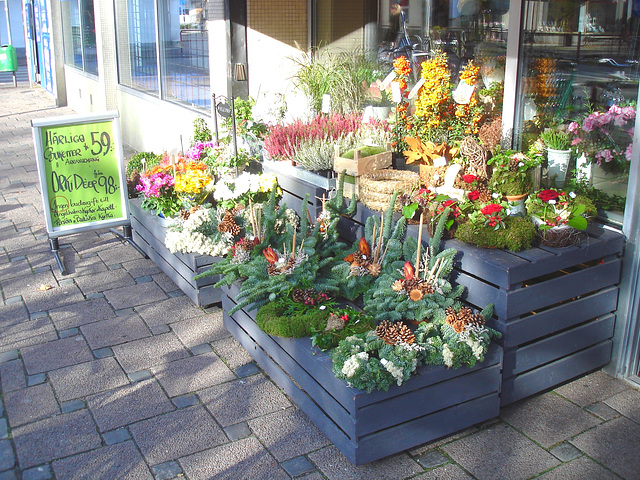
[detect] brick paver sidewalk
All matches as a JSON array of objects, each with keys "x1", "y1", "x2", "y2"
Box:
[{"x1": 1, "y1": 82, "x2": 639, "y2": 480}]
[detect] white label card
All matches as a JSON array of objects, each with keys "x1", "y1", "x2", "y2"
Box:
[{"x1": 452, "y1": 82, "x2": 475, "y2": 105}]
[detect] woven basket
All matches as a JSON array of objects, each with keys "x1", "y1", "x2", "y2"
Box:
[
  {"x1": 359, "y1": 169, "x2": 420, "y2": 212},
  {"x1": 538, "y1": 225, "x2": 587, "y2": 248}
]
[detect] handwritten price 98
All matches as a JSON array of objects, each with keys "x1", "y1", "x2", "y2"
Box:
[{"x1": 91, "y1": 131, "x2": 111, "y2": 156}]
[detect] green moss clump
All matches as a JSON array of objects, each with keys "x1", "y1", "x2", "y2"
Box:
[
  {"x1": 255, "y1": 300, "x2": 330, "y2": 338},
  {"x1": 341, "y1": 146, "x2": 387, "y2": 159},
  {"x1": 488, "y1": 169, "x2": 532, "y2": 196},
  {"x1": 575, "y1": 194, "x2": 597, "y2": 219},
  {"x1": 455, "y1": 216, "x2": 537, "y2": 251}
]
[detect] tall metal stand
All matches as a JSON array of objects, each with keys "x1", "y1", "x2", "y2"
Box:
[
  {"x1": 50, "y1": 237, "x2": 67, "y2": 275},
  {"x1": 110, "y1": 225, "x2": 148, "y2": 258}
]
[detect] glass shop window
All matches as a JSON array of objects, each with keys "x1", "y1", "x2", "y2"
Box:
[
  {"x1": 61, "y1": 0, "x2": 98, "y2": 75},
  {"x1": 114, "y1": 0, "x2": 210, "y2": 111},
  {"x1": 515, "y1": 0, "x2": 639, "y2": 222}
]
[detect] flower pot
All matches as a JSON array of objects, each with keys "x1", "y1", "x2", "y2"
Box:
[
  {"x1": 363, "y1": 105, "x2": 391, "y2": 122},
  {"x1": 546, "y1": 148, "x2": 571, "y2": 187},
  {"x1": 504, "y1": 193, "x2": 528, "y2": 217}
]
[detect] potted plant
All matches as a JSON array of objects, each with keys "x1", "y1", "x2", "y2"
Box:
[
  {"x1": 525, "y1": 188, "x2": 596, "y2": 247},
  {"x1": 540, "y1": 129, "x2": 571, "y2": 187},
  {"x1": 487, "y1": 150, "x2": 540, "y2": 215}
]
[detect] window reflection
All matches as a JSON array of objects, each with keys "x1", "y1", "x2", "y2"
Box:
[{"x1": 61, "y1": 0, "x2": 98, "y2": 75}]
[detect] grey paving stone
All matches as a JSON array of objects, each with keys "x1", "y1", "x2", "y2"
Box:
[
  {"x1": 223, "y1": 422, "x2": 251, "y2": 441},
  {"x1": 112, "y1": 332, "x2": 190, "y2": 373},
  {"x1": 80, "y1": 314, "x2": 152, "y2": 349},
  {"x1": 86, "y1": 292, "x2": 105, "y2": 299},
  {"x1": 500, "y1": 392, "x2": 601, "y2": 448},
  {"x1": 128, "y1": 370, "x2": 153, "y2": 382},
  {"x1": 584, "y1": 402, "x2": 620, "y2": 421},
  {"x1": 51, "y1": 253, "x2": 108, "y2": 279},
  {"x1": 554, "y1": 371, "x2": 629, "y2": 407},
  {"x1": 115, "y1": 307, "x2": 135, "y2": 316},
  {"x1": 58, "y1": 327, "x2": 78, "y2": 338},
  {"x1": 151, "y1": 351, "x2": 235, "y2": 397},
  {"x1": 211, "y1": 336, "x2": 253, "y2": 369},
  {"x1": 12, "y1": 409, "x2": 101, "y2": 469},
  {"x1": 121, "y1": 258, "x2": 161, "y2": 279},
  {"x1": 61, "y1": 400, "x2": 85, "y2": 414},
  {"x1": 234, "y1": 362, "x2": 261, "y2": 378},
  {"x1": 48, "y1": 297, "x2": 115, "y2": 330},
  {"x1": 281, "y1": 456, "x2": 316, "y2": 477},
  {"x1": 603, "y1": 388, "x2": 640, "y2": 424},
  {"x1": 296, "y1": 474, "x2": 326, "y2": 480},
  {"x1": 51, "y1": 440, "x2": 153, "y2": 480},
  {"x1": 22, "y1": 283, "x2": 86, "y2": 315},
  {"x1": 26, "y1": 374, "x2": 46, "y2": 387},
  {"x1": 103, "y1": 281, "x2": 168, "y2": 310},
  {"x1": 151, "y1": 461, "x2": 183, "y2": 480},
  {"x1": 0, "y1": 302, "x2": 29, "y2": 328},
  {"x1": 21, "y1": 335, "x2": 94, "y2": 374},
  {"x1": 0, "y1": 271, "x2": 58, "y2": 300},
  {"x1": 308, "y1": 445, "x2": 424, "y2": 480},
  {"x1": 97, "y1": 243, "x2": 145, "y2": 265},
  {"x1": 247, "y1": 407, "x2": 331, "y2": 461},
  {"x1": 130, "y1": 405, "x2": 226, "y2": 465},
  {"x1": 0, "y1": 351, "x2": 19, "y2": 364},
  {"x1": 413, "y1": 464, "x2": 474, "y2": 480},
  {"x1": 3, "y1": 383, "x2": 59, "y2": 427},
  {"x1": 535, "y1": 456, "x2": 621, "y2": 480},
  {"x1": 135, "y1": 275, "x2": 153, "y2": 284},
  {"x1": 179, "y1": 436, "x2": 289, "y2": 480},
  {"x1": 150, "y1": 273, "x2": 179, "y2": 294},
  {"x1": 570, "y1": 416, "x2": 640, "y2": 479},
  {"x1": 548, "y1": 442, "x2": 582, "y2": 462},
  {"x1": 73, "y1": 268, "x2": 135, "y2": 296},
  {"x1": 199, "y1": 374, "x2": 291, "y2": 427},
  {"x1": 0, "y1": 420, "x2": 6, "y2": 440},
  {"x1": 102, "y1": 428, "x2": 131, "y2": 446},
  {"x1": 442, "y1": 423, "x2": 560, "y2": 480},
  {"x1": 86, "y1": 378, "x2": 174, "y2": 432},
  {"x1": 190, "y1": 343, "x2": 213, "y2": 355},
  {"x1": 413, "y1": 449, "x2": 449, "y2": 469},
  {"x1": 92, "y1": 347, "x2": 114, "y2": 359},
  {"x1": 170, "y1": 311, "x2": 229, "y2": 347},
  {"x1": 150, "y1": 324, "x2": 170, "y2": 335},
  {"x1": 0, "y1": 439, "x2": 15, "y2": 471},
  {"x1": 0, "y1": 359, "x2": 27, "y2": 392},
  {"x1": 21, "y1": 464, "x2": 52, "y2": 480},
  {"x1": 172, "y1": 393, "x2": 199, "y2": 409},
  {"x1": 0, "y1": 317, "x2": 56, "y2": 351},
  {"x1": 0, "y1": 258, "x2": 31, "y2": 283},
  {"x1": 136, "y1": 295, "x2": 204, "y2": 328}
]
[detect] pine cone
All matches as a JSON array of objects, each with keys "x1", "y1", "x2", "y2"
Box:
[
  {"x1": 452, "y1": 319, "x2": 466, "y2": 333},
  {"x1": 218, "y1": 211, "x2": 241, "y2": 236},
  {"x1": 180, "y1": 205, "x2": 199, "y2": 220},
  {"x1": 469, "y1": 313, "x2": 486, "y2": 327},
  {"x1": 420, "y1": 282, "x2": 435, "y2": 295},
  {"x1": 291, "y1": 288, "x2": 306, "y2": 303},
  {"x1": 458, "y1": 306, "x2": 474, "y2": 325},
  {"x1": 445, "y1": 307, "x2": 457, "y2": 326},
  {"x1": 367, "y1": 263, "x2": 381, "y2": 277},
  {"x1": 376, "y1": 320, "x2": 394, "y2": 341},
  {"x1": 478, "y1": 188, "x2": 493, "y2": 203},
  {"x1": 231, "y1": 204, "x2": 245, "y2": 215},
  {"x1": 396, "y1": 322, "x2": 415, "y2": 344}
]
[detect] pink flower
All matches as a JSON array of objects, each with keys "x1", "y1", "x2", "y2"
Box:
[
  {"x1": 568, "y1": 121, "x2": 580, "y2": 134},
  {"x1": 626, "y1": 144, "x2": 633, "y2": 162},
  {"x1": 571, "y1": 137, "x2": 582, "y2": 146}
]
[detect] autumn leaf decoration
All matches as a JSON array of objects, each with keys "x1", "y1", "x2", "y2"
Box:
[{"x1": 403, "y1": 137, "x2": 458, "y2": 165}]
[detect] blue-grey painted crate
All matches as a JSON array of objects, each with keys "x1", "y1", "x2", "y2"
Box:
[
  {"x1": 263, "y1": 160, "x2": 335, "y2": 218},
  {"x1": 221, "y1": 282, "x2": 503, "y2": 465},
  {"x1": 129, "y1": 199, "x2": 222, "y2": 306},
  {"x1": 337, "y1": 203, "x2": 624, "y2": 406}
]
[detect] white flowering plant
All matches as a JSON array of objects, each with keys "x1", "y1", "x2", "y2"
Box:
[{"x1": 213, "y1": 172, "x2": 281, "y2": 210}]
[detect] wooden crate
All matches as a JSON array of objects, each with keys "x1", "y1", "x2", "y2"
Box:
[
  {"x1": 263, "y1": 160, "x2": 335, "y2": 219},
  {"x1": 337, "y1": 203, "x2": 624, "y2": 406},
  {"x1": 333, "y1": 145, "x2": 392, "y2": 177},
  {"x1": 222, "y1": 282, "x2": 503, "y2": 465},
  {"x1": 129, "y1": 199, "x2": 222, "y2": 306}
]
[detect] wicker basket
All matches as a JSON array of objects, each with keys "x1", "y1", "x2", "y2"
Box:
[
  {"x1": 359, "y1": 169, "x2": 420, "y2": 212},
  {"x1": 538, "y1": 225, "x2": 587, "y2": 248}
]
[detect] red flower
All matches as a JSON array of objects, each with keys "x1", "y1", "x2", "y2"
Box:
[
  {"x1": 443, "y1": 199, "x2": 457, "y2": 208},
  {"x1": 462, "y1": 174, "x2": 477, "y2": 184},
  {"x1": 480, "y1": 203, "x2": 503, "y2": 216},
  {"x1": 263, "y1": 247, "x2": 279, "y2": 265},
  {"x1": 403, "y1": 261, "x2": 415, "y2": 280},
  {"x1": 467, "y1": 190, "x2": 480, "y2": 201},
  {"x1": 417, "y1": 188, "x2": 431, "y2": 197},
  {"x1": 538, "y1": 189, "x2": 560, "y2": 203}
]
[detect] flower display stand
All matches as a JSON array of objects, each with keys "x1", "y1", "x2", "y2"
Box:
[
  {"x1": 221, "y1": 282, "x2": 503, "y2": 465},
  {"x1": 339, "y1": 202, "x2": 624, "y2": 406},
  {"x1": 262, "y1": 160, "x2": 335, "y2": 217},
  {"x1": 129, "y1": 199, "x2": 222, "y2": 306}
]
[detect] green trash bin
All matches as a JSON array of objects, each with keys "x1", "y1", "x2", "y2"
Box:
[{"x1": 0, "y1": 45, "x2": 18, "y2": 87}]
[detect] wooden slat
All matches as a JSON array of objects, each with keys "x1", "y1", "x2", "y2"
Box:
[
  {"x1": 506, "y1": 258, "x2": 621, "y2": 318},
  {"x1": 500, "y1": 287, "x2": 619, "y2": 347},
  {"x1": 501, "y1": 340, "x2": 612, "y2": 406},
  {"x1": 508, "y1": 314, "x2": 615, "y2": 375}
]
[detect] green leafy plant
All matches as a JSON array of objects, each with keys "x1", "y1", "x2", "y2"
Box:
[
  {"x1": 488, "y1": 150, "x2": 540, "y2": 196},
  {"x1": 193, "y1": 118, "x2": 213, "y2": 143},
  {"x1": 540, "y1": 130, "x2": 570, "y2": 150},
  {"x1": 525, "y1": 189, "x2": 596, "y2": 230},
  {"x1": 126, "y1": 151, "x2": 162, "y2": 178},
  {"x1": 311, "y1": 307, "x2": 376, "y2": 351}
]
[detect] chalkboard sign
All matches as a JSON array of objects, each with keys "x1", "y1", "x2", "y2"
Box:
[{"x1": 32, "y1": 111, "x2": 129, "y2": 238}]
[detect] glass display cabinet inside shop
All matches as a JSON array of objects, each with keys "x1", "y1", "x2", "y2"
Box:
[{"x1": 515, "y1": 0, "x2": 638, "y2": 223}]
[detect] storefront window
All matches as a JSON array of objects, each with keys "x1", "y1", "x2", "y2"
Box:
[
  {"x1": 61, "y1": 0, "x2": 98, "y2": 75},
  {"x1": 515, "y1": 0, "x2": 638, "y2": 221},
  {"x1": 115, "y1": 0, "x2": 210, "y2": 111}
]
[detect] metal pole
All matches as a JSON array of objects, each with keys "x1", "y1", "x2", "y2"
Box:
[
  {"x1": 231, "y1": 95, "x2": 238, "y2": 176},
  {"x1": 212, "y1": 93, "x2": 219, "y2": 143},
  {"x1": 4, "y1": 0, "x2": 13, "y2": 45},
  {"x1": 50, "y1": 237, "x2": 66, "y2": 275}
]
